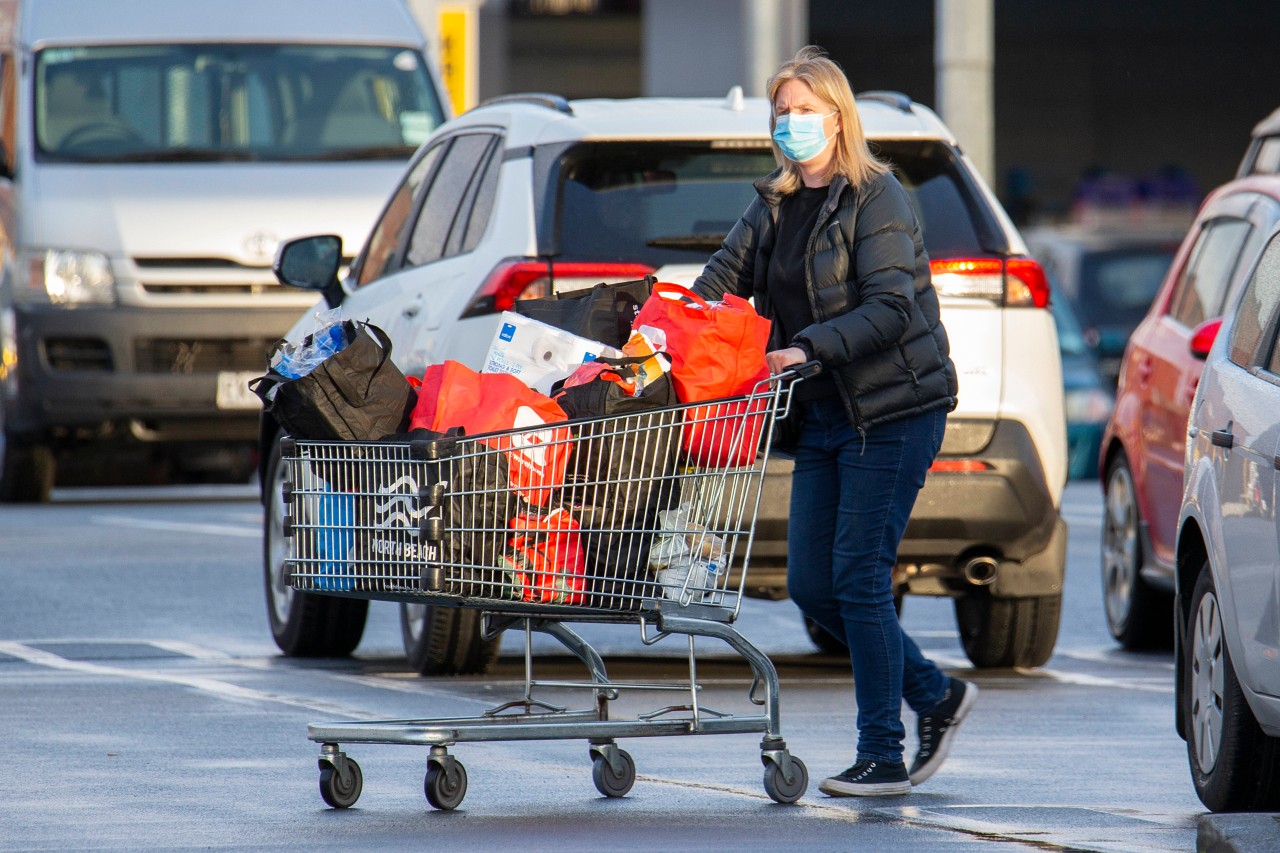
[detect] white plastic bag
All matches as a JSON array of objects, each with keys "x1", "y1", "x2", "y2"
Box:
[{"x1": 648, "y1": 502, "x2": 726, "y2": 603}]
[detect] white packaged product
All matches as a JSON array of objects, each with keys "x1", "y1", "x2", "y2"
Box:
[
  {"x1": 648, "y1": 502, "x2": 727, "y2": 604},
  {"x1": 482, "y1": 312, "x2": 622, "y2": 395}
]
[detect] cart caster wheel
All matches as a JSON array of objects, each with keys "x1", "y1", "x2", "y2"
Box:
[
  {"x1": 592, "y1": 749, "x2": 636, "y2": 797},
  {"x1": 319, "y1": 757, "x2": 363, "y2": 809},
  {"x1": 425, "y1": 759, "x2": 468, "y2": 810},
  {"x1": 763, "y1": 755, "x2": 807, "y2": 804}
]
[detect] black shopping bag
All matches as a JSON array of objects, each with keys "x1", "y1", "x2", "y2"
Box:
[
  {"x1": 513, "y1": 276, "x2": 655, "y2": 348},
  {"x1": 251, "y1": 321, "x2": 416, "y2": 441},
  {"x1": 552, "y1": 357, "x2": 682, "y2": 599}
]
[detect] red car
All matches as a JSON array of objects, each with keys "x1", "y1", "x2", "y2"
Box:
[{"x1": 1099, "y1": 175, "x2": 1280, "y2": 648}]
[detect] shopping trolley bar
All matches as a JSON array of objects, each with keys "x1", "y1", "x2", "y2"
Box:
[{"x1": 309, "y1": 713, "x2": 775, "y2": 746}]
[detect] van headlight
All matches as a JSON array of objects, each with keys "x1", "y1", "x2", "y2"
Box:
[{"x1": 25, "y1": 249, "x2": 116, "y2": 305}]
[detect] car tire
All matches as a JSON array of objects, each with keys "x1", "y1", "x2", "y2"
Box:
[
  {"x1": 0, "y1": 414, "x2": 55, "y2": 503},
  {"x1": 801, "y1": 596, "x2": 903, "y2": 657},
  {"x1": 955, "y1": 590, "x2": 1061, "y2": 668},
  {"x1": 1184, "y1": 563, "x2": 1280, "y2": 812},
  {"x1": 262, "y1": 433, "x2": 367, "y2": 657},
  {"x1": 1102, "y1": 453, "x2": 1174, "y2": 649},
  {"x1": 803, "y1": 615, "x2": 849, "y2": 656},
  {"x1": 400, "y1": 603, "x2": 500, "y2": 676}
]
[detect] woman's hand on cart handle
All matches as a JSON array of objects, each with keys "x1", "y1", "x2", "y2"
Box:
[
  {"x1": 767, "y1": 346, "x2": 807, "y2": 375},
  {"x1": 767, "y1": 347, "x2": 823, "y2": 379}
]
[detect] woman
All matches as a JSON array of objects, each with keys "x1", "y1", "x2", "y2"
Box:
[{"x1": 693, "y1": 46, "x2": 977, "y2": 797}]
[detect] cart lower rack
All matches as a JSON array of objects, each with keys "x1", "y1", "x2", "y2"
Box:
[{"x1": 282, "y1": 366, "x2": 815, "y2": 809}]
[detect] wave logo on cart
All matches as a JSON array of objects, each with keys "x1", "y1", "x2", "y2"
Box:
[
  {"x1": 508, "y1": 405, "x2": 554, "y2": 472},
  {"x1": 372, "y1": 475, "x2": 434, "y2": 531}
]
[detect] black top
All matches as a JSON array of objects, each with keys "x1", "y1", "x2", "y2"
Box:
[
  {"x1": 694, "y1": 169, "x2": 956, "y2": 434},
  {"x1": 768, "y1": 185, "x2": 837, "y2": 401}
]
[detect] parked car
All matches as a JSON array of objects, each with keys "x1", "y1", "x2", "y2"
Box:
[
  {"x1": 0, "y1": 0, "x2": 448, "y2": 501},
  {"x1": 1025, "y1": 225, "x2": 1182, "y2": 387},
  {"x1": 1050, "y1": 294, "x2": 1113, "y2": 480},
  {"x1": 1098, "y1": 176, "x2": 1280, "y2": 649},
  {"x1": 1238, "y1": 105, "x2": 1280, "y2": 177},
  {"x1": 1175, "y1": 194, "x2": 1280, "y2": 812},
  {"x1": 263, "y1": 89, "x2": 1068, "y2": 673}
]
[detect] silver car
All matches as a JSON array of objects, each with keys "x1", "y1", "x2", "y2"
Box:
[{"x1": 1176, "y1": 175, "x2": 1280, "y2": 812}]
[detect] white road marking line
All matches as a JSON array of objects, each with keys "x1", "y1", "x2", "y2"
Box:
[
  {"x1": 146, "y1": 639, "x2": 233, "y2": 660},
  {"x1": 928, "y1": 651, "x2": 1174, "y2": 693},
  {"x1": 0, "y1": 641, "x2": 376, "y2": 719},
  {"x1": 90, "y1": 515, "x2": 260, "y2": 539},
  {"x1": 879, "y1": 805, "x2": 1182, "y2": 853},
  {"x1": 1055, "y1": 648, "x2": 1176, "y2": 670},
  {"x1": 1015, "y1": 666, "x2": 1174, "y2": 694}
]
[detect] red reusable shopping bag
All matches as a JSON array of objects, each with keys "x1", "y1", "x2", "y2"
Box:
[
  {"x1": 632, "y1": 283, "x2": 772, "y2": 467},
  {"x1": 409, "y1": 360, "x2": 572, "y2": 505},
  {"x1": 503, "y1": 509, "x2": 587, "y2": 605}
]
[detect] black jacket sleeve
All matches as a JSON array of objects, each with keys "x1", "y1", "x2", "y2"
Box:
[
  {"x1": 691, "y1": 196, "x2": 765, "y2": 301},
  {"x1": 792, "y1": 176, "x2": 916, "y2": 368}
]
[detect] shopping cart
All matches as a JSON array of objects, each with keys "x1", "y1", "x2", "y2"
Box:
[{"x1": 280, "y1": 364, "x2": 817, "y2": 810}]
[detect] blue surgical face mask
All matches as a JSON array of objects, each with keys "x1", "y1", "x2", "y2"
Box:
[{"x1": 772, "y1": 111, "x2": 836, "y2": 163}]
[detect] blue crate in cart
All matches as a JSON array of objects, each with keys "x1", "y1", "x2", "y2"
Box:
[{"x1": 280, "y1": 364, "x2": 817, "y2": 810}]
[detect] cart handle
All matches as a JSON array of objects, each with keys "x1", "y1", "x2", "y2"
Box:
[{"x1": 762, "y1": 358, "x2": 824, "y2": 384}]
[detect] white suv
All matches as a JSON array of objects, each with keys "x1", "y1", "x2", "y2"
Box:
[{"x1": 263, "y1": 90, "x2": 1068, "y2": 673}]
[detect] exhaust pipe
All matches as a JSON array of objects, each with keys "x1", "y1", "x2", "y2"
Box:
[{"x1": 962, "y1": 555, "x2": 999, "y2": 586}]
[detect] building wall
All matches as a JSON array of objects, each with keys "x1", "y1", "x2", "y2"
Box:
[
  {"x1": 477, "y1": 0, "x2": 1277, "y2": 222},
  {"x1": 811, "y1": 0, "x2": 1278, "y2": 222}
]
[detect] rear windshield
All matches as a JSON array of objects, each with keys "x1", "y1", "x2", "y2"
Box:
[
  {"x1": 34, "y1": 44, "x2": 444, "y2": 163},
  {"x1": 1078, "y1": 248, "x2": 1177, "y2": 327},
  {"x1": 554, "y1": 138, "x2": 997, "y2": 266}
]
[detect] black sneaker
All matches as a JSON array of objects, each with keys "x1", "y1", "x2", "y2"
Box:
[
  {"x1": 909, "y1": 677, "x2": 978, "y2": 786},
  {"x1": 818, "y1": 759, "x2": 911, "y2": 797}
]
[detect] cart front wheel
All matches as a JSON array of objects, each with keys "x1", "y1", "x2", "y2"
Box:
[
  {"x1": 763, "y1": 755, "x2": 807, "y2": 804},
  {"x1": 319, "y1": 758, "x2": 363, "y2": 809},
  {"x1": 592, "y1": 749, "x2": 636, "y2": 797},
  {"x1": 425, "y1": 760, "x2": 468, "y2": 810}
]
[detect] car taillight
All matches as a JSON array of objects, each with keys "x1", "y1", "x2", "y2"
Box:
[
  {"x1": 929, "y1": 459, "x2": 993, "y2": 473},
  {"x1": 929, "y1": 256, "x2": 1050, "y2": 308},
  {"x1": 460, "y1": 259, "x2": 656, "y2": 318}
]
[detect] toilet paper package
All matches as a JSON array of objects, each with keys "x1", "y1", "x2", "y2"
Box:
[{"x1": 483, "y1": 312, "x2": 622, "y2": 395}]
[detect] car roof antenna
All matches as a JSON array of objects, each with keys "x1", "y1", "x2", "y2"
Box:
[{"x1": 724, "y1": 85, "x2": 745, "y2": 112}]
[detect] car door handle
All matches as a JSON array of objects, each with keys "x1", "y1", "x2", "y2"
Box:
[
  {"x1": 401, "y1": 305, "x2": 420, "y2": 319},
  {"x1": 1273, "y1": 455, "x2": 1280, "y2": 471},
  {"x1": 1210, "y1": 429, "x2": 1234, "y2": 448}
]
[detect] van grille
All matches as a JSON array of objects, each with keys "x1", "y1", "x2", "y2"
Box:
[
  {"x1": 45, "y1": 338, "x2": 113, "y2": 371},
  {"x1": 133, "y1": 257, "x2": 277, "y2": 295},
  {"x1": 134, "y1": 338, "x2": 274, "y2": 374},
  {"x1": 132, "y1": 256, "x2": 352, "y2": 295},
  {"x1": 140, "y1": 281, "x2": 281, "y2": 295}
]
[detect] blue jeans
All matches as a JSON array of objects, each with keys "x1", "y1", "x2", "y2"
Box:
[{"x1": 787, "y1": 398, "x2": 949, "y2": 763}]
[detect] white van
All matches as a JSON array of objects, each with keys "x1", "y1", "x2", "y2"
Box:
[{"x1": 0, "y1": 0, "x2": 448, "y2": 500}]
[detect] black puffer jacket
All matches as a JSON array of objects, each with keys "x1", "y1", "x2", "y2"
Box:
[{"x1": 693, "y1": 169, "x2": 958, "y2": 432}]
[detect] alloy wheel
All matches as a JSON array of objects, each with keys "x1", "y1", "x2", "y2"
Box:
[
  {"x1": 1191, "y1": 590, "x2": 1226, "y2": 773},
  {"x1": 403, "y1": 603, "x2": 426, "y2": 643},
  {"x1": 1102, "y1": 461, "x2": 1140, "y2": 631}
]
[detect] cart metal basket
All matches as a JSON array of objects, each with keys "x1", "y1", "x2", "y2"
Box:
[{"x1": 281, "y1": 364, "x2": 816, "y2": 810}]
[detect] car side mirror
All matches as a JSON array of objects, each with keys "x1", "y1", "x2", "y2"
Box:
[
  {"x1": 1189, "y1": 317, "x2": 1223, "y2": 360},
  {"x1": 274, "y1": 235, "x2": 344, "y2": 308}
]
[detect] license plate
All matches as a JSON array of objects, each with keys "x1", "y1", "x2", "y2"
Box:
[{"x1": 216, "y1": 371, "x2": 262, "y2": 410}]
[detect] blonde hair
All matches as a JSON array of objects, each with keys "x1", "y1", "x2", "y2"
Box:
[{"x1": 765, "y1": 45, "x2": 887, "y2": 196}]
